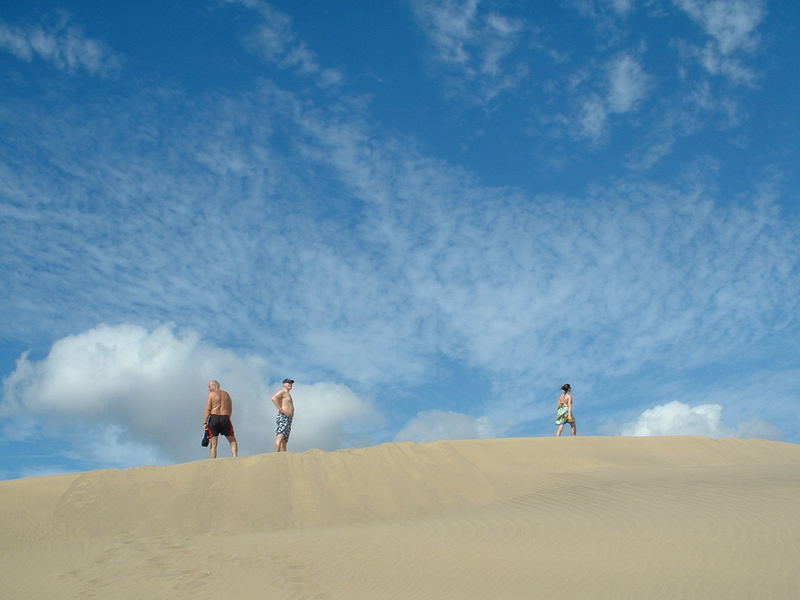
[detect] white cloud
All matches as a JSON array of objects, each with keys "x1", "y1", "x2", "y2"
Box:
[
  {"x1": 673, "y1": 0, "x2": 765, "y2": 85},
  {"x1": 1, "y1": 324, "x2": 383, "y2": 470},
  {"x1": 620, "y1": 401, "x2": 727, "y2": 436},
  {"x1": 619, "y1": 400, "x2": 782, "y2": 439},
  {"x1": 0, "y1": 13, "x2": 120, "y2": 76},
  {"x1": 610, "y1": 0, "x2": 635, "y2": 14},
  {"x1": 625, "y1": 74, "x2": 749, "y2": 169},
  {"x1": 12, "y1": 465, "x2": 74, "y2": 480},
  {"x1": 696, "y1": 44, "x2": 757, "y2": 83},
  {"x1": 564, "y1": 53, "x2": 649, "y2": 142},
  {"x1": 559, "y1": 2, "x2": 762, "y2": 152},
  {"x1": 394, "y1": 410, "x2": 498, "y2": 443},
  {"x1": 411, "y1": 0, "x2": 529, "y2": 104},
  {"x1": 607, "y1": 54, "x2": 649, "y2": 113},
  {"x1": 223, "y1": 0, "x2": 343, "y2": 87},
  {"x1": 414, "y1": 0, "x2": 479, "y2": 66},
  {"x1": 574, "y1": 0, "x2": 636, "y2": 18},
  {"x1": 735, "y1": 417, "x2": 781, "y2": 440},
  {"x1": 578, "y1": 95, "x2": 609, "y2": 139},
  {"x1": 674, "y1": 0, "x2": 765, "y2": 54},
  {"x1": 2, "y1": 39, "x2": 798, "y2": 443},
  {"x1": 285, "y1": 382, "x2": 383, "y2": 450},
  {"x1": 4, "y1": 83, "x2": 798, "y2": 404},
  {"x1": 75, "y1": 424, "x2": 166, "y2": 469}
]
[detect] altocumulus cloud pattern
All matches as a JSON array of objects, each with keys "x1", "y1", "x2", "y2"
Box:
[{"x1": 1, "y1": 0, "x2": 798, "y2": 479}]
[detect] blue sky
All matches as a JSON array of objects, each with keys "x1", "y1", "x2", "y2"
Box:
[{"x1": 1, "y1": 0, "x2": 798, "y2": 479}]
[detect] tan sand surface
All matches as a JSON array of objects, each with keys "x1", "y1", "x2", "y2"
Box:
[{"x1": 2, "y1": 436, "x2": 799, "y2": 599}]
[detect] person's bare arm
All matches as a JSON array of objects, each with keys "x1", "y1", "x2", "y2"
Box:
[
  {"x1": 203, "y1": 393, "x2": 212, "y2": 424},
  {"x1": 272, "y1": 391, "x2": 284, "y2": 413}
]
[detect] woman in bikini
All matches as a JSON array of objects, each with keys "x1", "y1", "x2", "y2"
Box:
[{"x1": 555, "y1": 383, "x2": 576, "y2": 436}]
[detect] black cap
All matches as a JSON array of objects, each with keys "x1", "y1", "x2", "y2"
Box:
[{"x1": 282, "y1": 378, "x2": 294, "y2": 384}]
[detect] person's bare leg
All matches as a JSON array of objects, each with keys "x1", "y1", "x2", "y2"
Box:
[
  {"x1": 571, "y1": 423, "x2": 577, "y2": 436},
  {"x1": 210, "y1": 436, "x2": 218, "y2": 458},
  {"x1": 227, "y1": 435, "x2": 238, "y2": 457},
  {"x1": 556, "y1": 424, "x2": 564, "y2": 437},
  {"x1": 275, "y1": 435, "x2": 284, "y2": 452}
]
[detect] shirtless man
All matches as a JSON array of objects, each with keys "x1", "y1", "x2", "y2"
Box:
[
  {"x1": 271, "y1": 378, "x2": 295, "y2": 452},
  {"x1": 555, "y1": 383, "x2": 577, "y2": 437},
  {"x1": 203, "y1": 380, "x2": 238, "y2": 458}
]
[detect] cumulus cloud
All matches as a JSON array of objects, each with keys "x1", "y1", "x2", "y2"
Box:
[
  {"x1": 618, "y1": 400, "x2": 781, "y2": 439},
  {"x1": 286, "y1": 382, "x2": 383, "y2": 450},
  {"x1": 0, "y1": 13, "x2": 120, "y2": 76},
  {"x1": 620, "y1": 401, "x2": 728, "y2": 436},
  {"x1": 1, "y1": 324, "x2": 382, "y2": 471},
  {"x1": 394, "y1": 410, "x2": 498, "y2": 443}
]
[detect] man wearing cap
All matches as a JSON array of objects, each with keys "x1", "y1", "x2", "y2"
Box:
[{"x1": 271, "y1": 378, "x2": 295, "y2": 452}]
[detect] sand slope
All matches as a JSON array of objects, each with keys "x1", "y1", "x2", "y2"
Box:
[{"x1": 2, "y1": 436, "x2": 799, "y2": 599}]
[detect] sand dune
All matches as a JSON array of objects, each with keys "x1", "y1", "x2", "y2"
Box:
[{"x1": 2, "y1": 436, "x2": 799, "y2": 599}]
